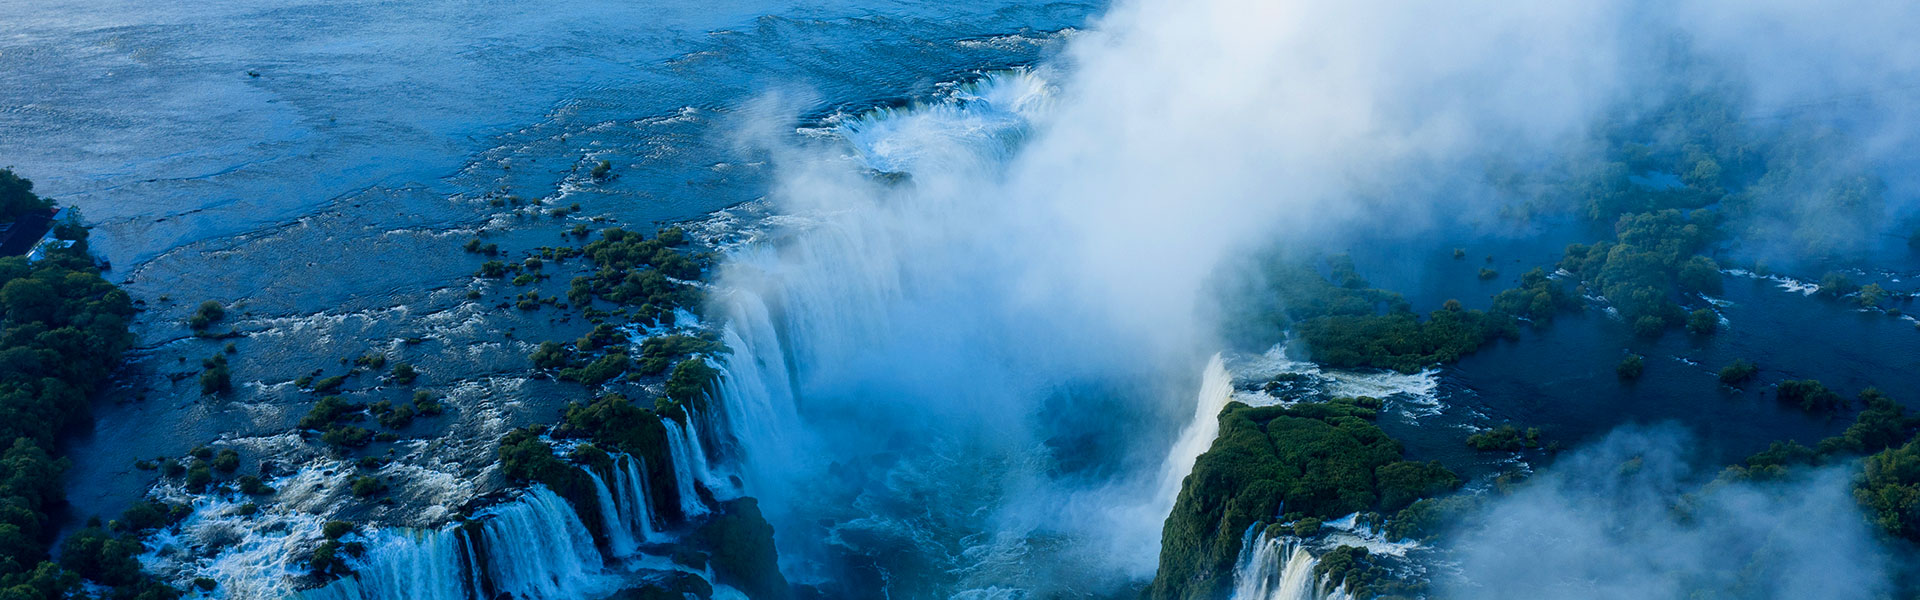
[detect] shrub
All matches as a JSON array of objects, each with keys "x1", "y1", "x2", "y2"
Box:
[
  {"x1": 1616, "y1": 354, "x2": 1644, "y2": 379},
  {"x1": 1466, "y1": 425, "x2": 1542, "y2": 451},
  {"x1": 389, "y1": 363, "x2": 417, "y2": 385},
  {"x1": 349, "y1": 477, "x2": 385, "y2": 497},
  {"x1": 299, "y1": 396, "x2": 362, "y2": 430},
  {"x1": 1778, "y1": 379, "x2": 1844, "y2": 412},
  {"x1": 1686, "y1": 308, "x2": 1718, "y2": 335},
  {"x1": 188, "y1": 301, "x2": 225, "y2": 330},
  {"x1": 201, "y1": 354, "x2": 232, "y2": 395},
  {"x1": 1719, "y1": 359, "x2": 1758, "y2": 386},
  {"x1": 590, "y1": 159, "x2": 612, "y2": 179},
  {"x1": 211, "y1": 449, "x2": 240, "y2": 473}
]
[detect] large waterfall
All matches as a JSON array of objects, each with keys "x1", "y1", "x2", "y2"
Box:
[
  {"x1": 585, "y1": 453, "x2": 661, "y2": 558},
  {"x1": 1229, "y1": 528, "x2": 1357, "y2": 600},
  {"x1": 1153, "y1": 353, "x2": 1236, "y2": 511}
]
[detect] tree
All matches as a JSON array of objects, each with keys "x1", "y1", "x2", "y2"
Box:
[{"x1": 1686, "y1": 308, "x2": 1718, "y2": 335}]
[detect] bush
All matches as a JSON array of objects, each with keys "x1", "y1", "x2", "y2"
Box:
[
  {"x1": 200, "y1": 355, "x2": 232, "y2": 395},
  {"x1": 188, "y1": 301, "x2": 225, "y2": 331},
  {"x1": 211, "y1": 449, "x2": 240, "y2": 473},
  {"x1": 349, "y1": 477, "x2": 385, "y2": 498},
  {"x1": 310, "y1": 375, "x2": 347, "y2": 394},
  {"x1": 322, "y1": 520, "x2": 354, "y2": 540},
  {"x1": 1466, "y1": 425, "x2": 1542, "y2": 451},
  {"x1": 389, "y1": 363, "x2": 417, "y2": 385},
  {"x1": 1478, "y1": 267, "x2": 1499, "y2": 280},
  {"x1": 1686, "y1": 308, "x2": 1718, "y2": 335},
  {"x1": 1616, "y1": 354, "x2": 1645, "y2": 379},
  {"x1": 1719, "y1": 359, "x2": 1758, "y2": 386},
  {"x1": 590, "y1": 159, "x2": 613, "y2": 179},
  {"x1": 1778, "y1": 379, "x2": 1844, "y2": 412},
  {"x1": 238, "y1": 476, "x2": 274, "y2": 496},
  {"x1": 298, "y1": 396, "x2": 362, "y2": 430},
  {"x1": 322, "y1": 426, "x2": 374, "y2": 449},
  {"x1": 561, "y1": 353, "x2": 630, "y2": 385},
  {"x1": 530, "y1": 342, "x2": 571, "y2": 370}
]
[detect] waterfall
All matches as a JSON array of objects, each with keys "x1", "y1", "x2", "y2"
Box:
[
  {"x1": 299, "y1": 528, "x2": 470, "y2": 600},
  {"x1": 478, "y1": 486, "x2": 608, "y2": 600},
  {"x1": 1153, "y1": 353, "x2": 1235, "y2": 511},
  {"x1": 704, "y1": 290, "x2": 803, "y2": 489},
  {"x1": 611, "y1": 454, "x2": 660, "y2": 542},
  {"x1": 681, "y1": 403, "x2": 721, "y2": 494},
  {"x1": 1229, "y1": 528, "x2": 1357, "y2": 600},
  {"x1": 662, "y1": 416, "x2": 711, "y2": 519},
  {"x1": 586, "y1": 466, "x2": 641, "y2": 558}
]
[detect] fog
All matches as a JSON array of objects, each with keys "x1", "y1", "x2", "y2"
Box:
[
  {"x1": 1441, "y1": 426, "x2": 1893, "y2": 600},
  {"x1": 708, "y1": 0, "x2": 1917, "y2": 596}
]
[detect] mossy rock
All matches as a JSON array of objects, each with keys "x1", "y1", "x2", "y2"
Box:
[{"x1": 693, "y1": 498, "x2": 790, "y2": 600}]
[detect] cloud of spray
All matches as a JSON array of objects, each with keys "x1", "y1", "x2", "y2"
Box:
[
  {"x1": 1439, "y1": 425, "x2": 1892, "y2": 600},
  {"x1": 714, "y1": 0, "x2": 1920, "y2": 595}
]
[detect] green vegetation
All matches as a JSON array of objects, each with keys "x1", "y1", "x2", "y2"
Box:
[
  {"x1": 496, "y1": 427, "x2": 609, "y2": 543},
  {"x1": 1776, "y1": 379, "x2": 1844, "y2": 413},
  {"x1": 1465, "y1": 425, "x2": 1542, "y2": 452},
  {"x1": 1147, "y1": 398, "x2": 1459, "y2": 600},
  {"x1": 200, "y1": 354, "x2": 232, "y2": 395},
  {"x1": 187, "y1": 300, "x2": 226, "y2": 331},
  {"x1": 590, "y1": 159, "x2": 613, "y2": 179},
  {"x1": 1557, "y1": 210, "x2": 1717, "y2": 338},
  {"x1": 0, "y1": 169, "x2": 54, "y2": 223},
  {"x1": 1685, "y1": 308, "x2": 1718, "y2": 335},
  {"x1": 1718, "y1": 359, "x2": 1758, "y2": 386},
  {"x1": 1231, "y1": 258, "x2": 1520, "y2": 373},
  {"x1": 389, "y1": 362, "x2": 417, "y2": 385},
  {"x1": 565, "y1": 228, "x2": 706, "y2": 327},
  {"x1": 1489, "y1": 268, "x2": 1581, "y2": 323},
  {"x1": 1616, "y1": 354, "x2": 1644, "y2": 380},
  {"x1": 1722, "y1": 389, "x2": 1920, "y2": 543},
  {"x1": 0, "y1": 176, "x2": 166, "y2": 598}
]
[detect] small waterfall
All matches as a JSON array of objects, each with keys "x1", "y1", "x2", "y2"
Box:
[
  {"x1": 663, "y1": 416, "x2": 711, "y2": 519},
  {"x1": 611, "y1": 454, "x2": 660, "y2": 542},
  {"x1": 301, "y1": 528, "x2": 470, "y2": 600},
  {"x1": 479, "y1": 486, "x2": 608, "y2": 600},
  {"x1": 586, "y1": 466, "x2": 640, "y2": 558},
  {"x1": 1153, "y1": 353, "x2": 1235, "y2": 511},
  {"x1": 1229, "y1": 527, "x2": 1356, "y2": 600}
]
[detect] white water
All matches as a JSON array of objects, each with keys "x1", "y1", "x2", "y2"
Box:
[
  {"x1": 301, "y1": 529, "x2": 469, "y2": 600},
  {"x1": 1229, "y1": 528, "x2": 1356, "y2": 600},
  {"x1": 663, "y1": 416, "x2": 712, "y2": 519},
  {"x1": 612, "y1": 454, "x2": 661, "y2": 542},
  {"x1": 587, "y1": 467, "x2": 642, "y2": 558},
  {"x1": 1153, "y1": 353, "x2": 1236, "y2": 510},
  {"x1": 477, "y1": 486, "x2": 610, "y2": 600}
]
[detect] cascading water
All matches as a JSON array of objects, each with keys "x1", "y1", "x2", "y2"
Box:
[
  {"x1": 663, "y1": 416, "x2": 712, "y2": 519},
  {"x1": 301, "y1": 529, "x2": 470, "y2": 600},
  {"x1": 1229, "y1": 528, "x2": 1357, "y2": 600},
  {"x1": 296, "y1": 486, "x2": 609, "y2": 600},
  {"x1": 477, "y1": 486, "x2": 609, "y2": 600},
  {"x1": 587, "y1": 467, "x2": 642, "y2": 558},
  {"x1": 1153, "y1": 353, "x2": 1236, "y2": 511},
  {"x1": 611, "y1": 454, "x2": 660, "y2": 542}
]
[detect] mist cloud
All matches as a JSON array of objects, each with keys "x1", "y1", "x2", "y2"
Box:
[
  {"x1": 1440, "y1": 425, "x2": 1893, "y2": 600},
  {"x1": 714, "y1": 0, "x2": 1920, "y2": 594}
]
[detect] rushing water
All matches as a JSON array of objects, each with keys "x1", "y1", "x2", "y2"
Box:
[{"x1": 9, "y1": 0, "x2": 1100, "y2": 529}]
